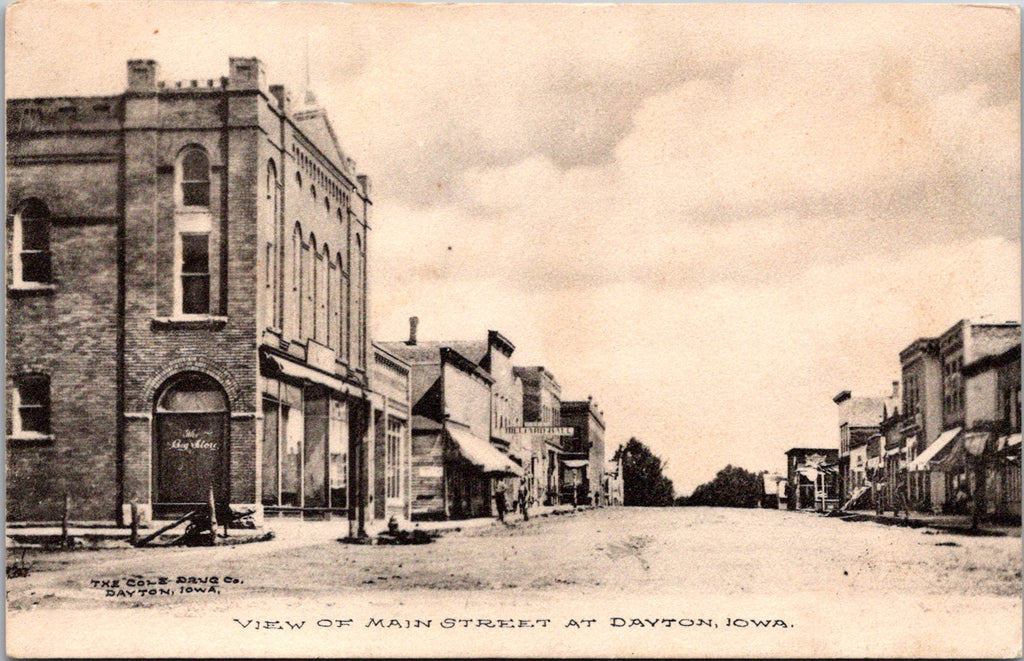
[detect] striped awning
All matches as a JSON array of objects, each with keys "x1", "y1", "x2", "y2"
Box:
[
  {"x1": 908, "y1": 427, "x2": 961, "y2": 471},
  {"x1": 446, "y1": 425, "x2": 523, "y2": 476}
]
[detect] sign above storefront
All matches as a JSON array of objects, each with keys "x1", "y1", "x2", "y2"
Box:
[{"x1": 505, "y1": 426, "x2": 575, "y2": 436}]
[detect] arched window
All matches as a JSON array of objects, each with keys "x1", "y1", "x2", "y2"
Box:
[
  {"x1": 286, "y1": 223, "x2": 302, "y2": 339},
  {"x1": 178, "y1": 147, "x2": 210, "y2": 207},
  {"x1": 264, "y1": 160, "x2": 279, "y2": 329},
  {"x1": 13, "y1": 199, "x2": 51, "y2": 285},
  {"x1": 318, "y1": 242, "x2": 330, "y2": 345},
  {"x1": 342, "y1": 253, "x2": 350, "y2": 354},
  {"x1": 302, "y1": 232, "x2": 315, "y2": 339},
  {"x1": 156, "y1": 372, "x2": 228, "y2": 413},
  {"x1": 266, "y1": 159, "x2": 277, "y2": 200},
  {"x1": 353, "y1": 233, "x2": 364, "y2": 367}
]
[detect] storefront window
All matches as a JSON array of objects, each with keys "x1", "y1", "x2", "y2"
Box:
[
  {"x1": 281, "y1": 406, "x2": 302, "y2": 507},
  {"x1": 303, "y1": 386, "x2": 328, "y2": 508},
  {"x1": 261, "y1": 399, "x2": 279, "y2": 506},
  {"x1": 330, "y1": 400, "x2": 349, "y2": 509}
]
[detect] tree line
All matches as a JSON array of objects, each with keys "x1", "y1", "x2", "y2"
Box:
[{"x1": 618, "y1": 438, "x2": 765, "y2": 508}]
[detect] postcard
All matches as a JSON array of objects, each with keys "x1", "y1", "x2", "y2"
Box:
[{"x1": 5, "y1": 2, "x2": 1021, "y2": 657}]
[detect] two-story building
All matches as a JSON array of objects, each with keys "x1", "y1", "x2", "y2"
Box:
[
  {"x1": 7, "y1": 58, "x2": 380, "y2": 531},
  {"x1": 560, "y1": 397, "x2": 606, "y2": 506},
  {"x1": 833, "y1": 383, "x2": 898, "y2": 501},
  {"x1": 907, "y1": 319, "x2": 1020, "y2": 512},
  {"x1": 961, "y1": 341, "x2": 1020, "y2": 519},
  {"x1": 514, "y1": 366, "x2": 566, "y2": 506},
  {"x1": 378, "y1": 321, "x2": 522, "y2": 520}
]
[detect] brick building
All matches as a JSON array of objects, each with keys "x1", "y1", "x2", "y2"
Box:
[
  {"x1": 560, "y1": 397, "x2": 606, "y2": 505},
  {"x1": 897, "y1": 337, "x2": 943, "y2": 504},
  {"x1": 7, "y1": 58, "x2": 380, "y2": 529},
  {"x1": 514, "y1": 366, "x2": 567, "y2": 505},
  {"x1": 962, "y1": 341, "x2": 1021, "y2": 518},
  {"x1": 906, "y1": 319, "x2": 1020, "y2": 512}
]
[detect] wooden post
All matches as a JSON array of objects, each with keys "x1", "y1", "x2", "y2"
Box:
[
  {"x1": 208, "y1": 486, "x2": 218, "y2": 535},
  {"x1": 129, "y1": 502, "x2": 140, "y2": 545},
  {"x1": 61, "y1": 493, "x2": 70, "y2": 548},
  {"x1": 134, "y1": 511, "x2": 196, "y2": 547}
]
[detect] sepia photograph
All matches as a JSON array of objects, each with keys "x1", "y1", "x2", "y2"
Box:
[{"x1": 4, "y1": 2, "x2": 1022, "y2": 657}]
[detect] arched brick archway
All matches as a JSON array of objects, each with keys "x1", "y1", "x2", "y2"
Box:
[{"x1": 151, "y1": 371, "x2": 230, "y2": 512}]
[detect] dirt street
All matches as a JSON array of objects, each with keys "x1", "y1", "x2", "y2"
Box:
[{"x1": 6, "y1": 507, "x2": 1021, "y2": 657}]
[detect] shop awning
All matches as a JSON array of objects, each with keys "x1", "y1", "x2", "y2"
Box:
[
  {"x1": 446, "y1": 426, "x2": 523, "y2": 476},
  {"x1": 908, "y1": 427, "x2": 961, "y2": 472},
  {"x1": 997, "y1": 433, "x2": 1022, "y2": 453},
  {"x1": 263, "y1": 355, "x2": 364, "y2": 397},
  {"x1": 797, "y1": 466, "x2": 820, "y2": 481}
]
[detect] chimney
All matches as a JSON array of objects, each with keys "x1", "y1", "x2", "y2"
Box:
[
  {"x1": 891, "y1": 380, "x2": 900, "y2": 398},
  {"x1": 408, "y1": 316, "x2": 419, "y2": 345}
]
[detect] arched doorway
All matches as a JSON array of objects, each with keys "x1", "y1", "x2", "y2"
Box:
[{"x1": 153, "y1": 372, "x2": 229, "y2": 512}]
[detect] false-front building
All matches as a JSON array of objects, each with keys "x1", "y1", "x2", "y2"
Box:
[{"x1": 6, "y1": 58, "x2": 397, "y2": 529}]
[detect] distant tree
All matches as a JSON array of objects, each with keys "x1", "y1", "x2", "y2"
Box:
[
  {"x1": 619, "y1": 438, "x2": 675, "y2": 506},
  {"x1": 685, "y1": 465, "x2": 763, "y2": 508}
]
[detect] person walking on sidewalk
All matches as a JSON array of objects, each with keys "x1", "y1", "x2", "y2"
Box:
[
  {"x1": 494, "y1": 482, "x2": 508, "y2": 523},
  {"x1": 894, "y1": 473, "x2": 909, "y2": 520},
  {"x1": 518, "y1": 479, "x2": 530, "y2": 521}
]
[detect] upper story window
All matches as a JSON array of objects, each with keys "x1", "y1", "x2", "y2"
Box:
[
  {"x1": 178, "y1": 147, "x2": 210, "y2": 208},
  {"x1": 13, "y1": 374, "x2": 51, "y2": 437},
  {"x1": 179, "y1": 233, "x2": 211, "y2": 315},
  {"x1": 13, "y1": 199, "x2": 52, "y2": 285}
]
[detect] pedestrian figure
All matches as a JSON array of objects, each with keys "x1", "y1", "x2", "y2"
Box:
[
  {"x1": 518, "y1": 480, "x2": 530, "y2": 521},
  {"x1": 494, "y1": 482, "x2": 508, "y2": 523},
  {"x1": 894, "y1": 474, "x2": 909, "y2": 520}
]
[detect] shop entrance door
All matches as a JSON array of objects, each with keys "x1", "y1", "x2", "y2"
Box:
[{"x1": 153, "y1": 373, "x2": 229, "y2": 514}]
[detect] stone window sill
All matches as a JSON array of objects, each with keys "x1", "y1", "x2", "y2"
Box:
[
  {"x1": 7, "y1": 433, "x2": 55, "y2": 446},
  {"x1": 151, "y1": 316, "x2": 228, "y2": 331},
  {"x1": 8, "y1": 283, "x2": 57, "y2": 297}
]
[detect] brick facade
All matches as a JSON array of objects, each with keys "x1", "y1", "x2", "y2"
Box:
[{"x1": 7, "y1": 58, "x2": 378, "y2": 527}]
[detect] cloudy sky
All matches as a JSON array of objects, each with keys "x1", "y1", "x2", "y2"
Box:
[{"x1": 7, "y1": 2, "x2": 1020, "y2": 494}]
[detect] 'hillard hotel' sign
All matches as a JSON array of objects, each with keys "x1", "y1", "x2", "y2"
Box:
[{"x1": 505, "y1": 425, "x2": 575, "y2": 436}]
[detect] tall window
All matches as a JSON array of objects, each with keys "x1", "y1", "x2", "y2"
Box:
[
  {"x1": 13, "y1": 200, "x2": 51, "y2": 285},
  {"x1": 338, "y1": 253, "x2": 347, "y2": 359},
  {"x1": 353, "y1": 233, "x2": 364, "y2": 366},
  {"x1": 175, "y1": 147, "x2": 212, "y2": 316},
  {"x1": 13, "y1": 374, "x2": 50, "y2": 436},
  {"x1": 287, "y1": 223, "x2": 302, "y2": 338},
  {"x1": 264, "y1": 160, "x2": 279, "y2": 329},
  {"x1": 386, "y1": 417, "x2": 404, "y2": 500},
  {"x1": 326, "y1": 255, "x2": 336, "y2": 349},
  {"x1": 179, "y1": 233, "x2": 210, "y2": 315},
  {"x1": 180, "y1": 148, "x2": 210, "y2": 207},
  {"x1": 302, "y1": 234, "x2": 315, "y2": 339},
  {"x1": 317, "y1": 243, "x2": 329, "y2": 344}
]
